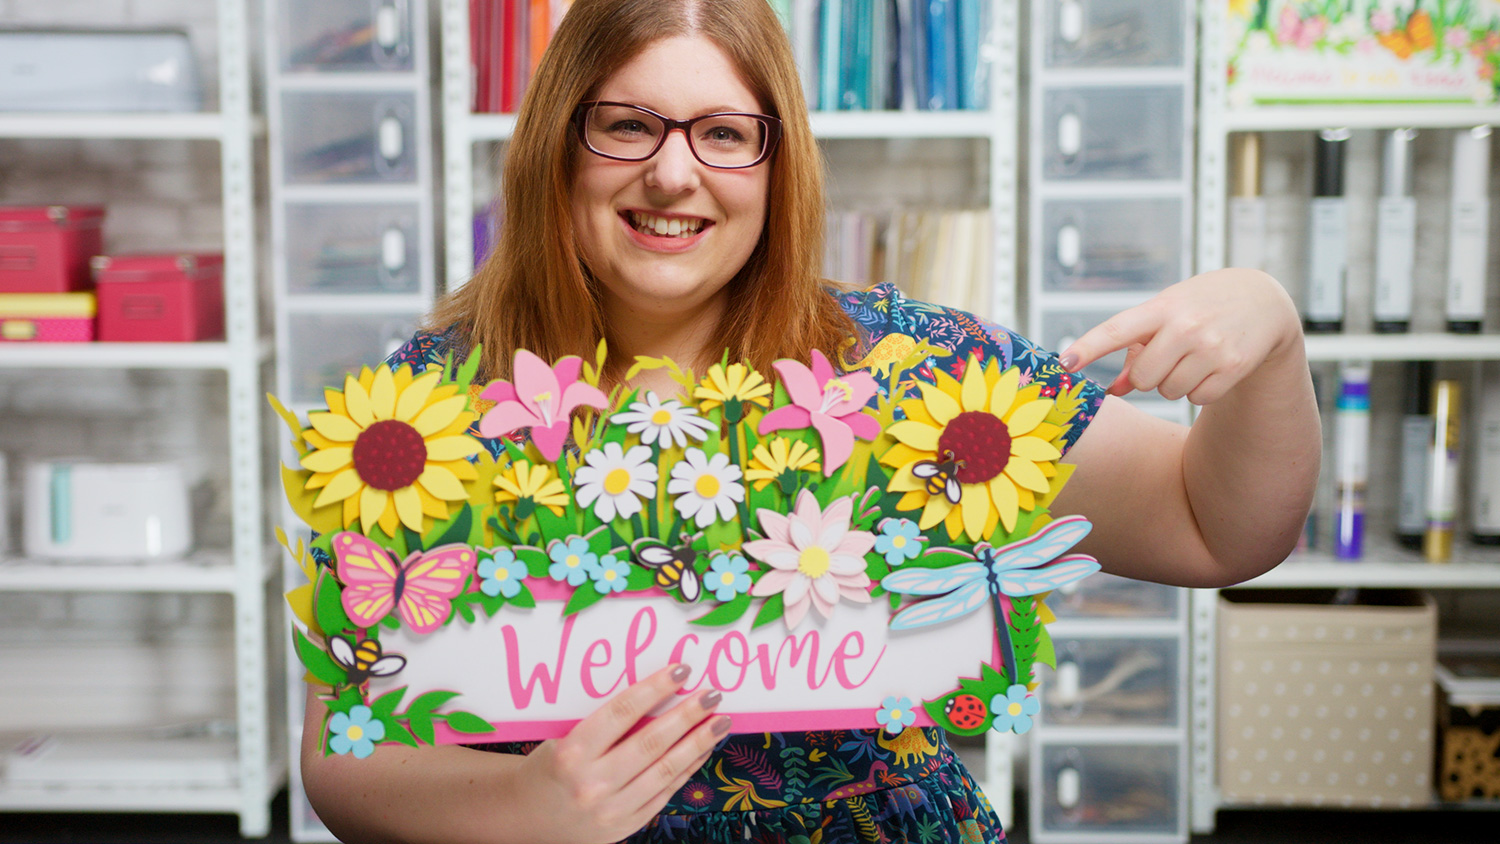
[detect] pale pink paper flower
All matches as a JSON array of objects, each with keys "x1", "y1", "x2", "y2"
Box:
[
  {"x1": 1371, "y1": 10, "x2": 1396, "y2": 33},
  {"x1": 757, "y1": 350, "x2": 880, "y2": 477},
  {"x1": 478, "y1": 350, "x2": 608, "y2": 461},
  {"x1": 746, "y1": 490, "x2": 874, "y2": 630}
]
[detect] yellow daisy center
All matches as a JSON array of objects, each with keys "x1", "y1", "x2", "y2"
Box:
[
  {"x1": 720, "y1": 572, "x2": 735, "y2": 586},
  {"x1": 893, "y1": 536, "x2": 907, "y2": 549},
  {"x1": 695, "y1": 474, "x2": 721, "y2": 498},
  {"x1": 798, "y1": 546, "x2": 831, "y2": 579},
  {"x1": 603, "y1": 569, "x2": 618, "y2": 581},
  {"x1": 346, "y1": 725, "x2": 364, "y2": 741},
  {"x1": 1008, "y1": 702, "x2": 1023, "y2": 717},
  {"x1": 890, "y1": 709, "x2": 903, "y2": 720},
  {"x1": 566, "y1": 554, "x2": 582, "y2": 569},
  {"x1": 604, "y1": 468, "x2": 632, "y2": 495},
  {"x1": 651, "y1": 409, "x2": 673, "y2": 425}
]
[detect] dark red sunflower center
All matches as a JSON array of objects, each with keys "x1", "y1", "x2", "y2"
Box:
[
  {"x1": 352, "y1": 419, "x2": 427, "y2": 491},
  {"x1": 936, "y1": 411, "x2": 1011, "y2": 484}
]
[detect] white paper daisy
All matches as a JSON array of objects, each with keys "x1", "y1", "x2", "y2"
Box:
[
  {"x1": 667, "y1": 448, "x2": 745, "y2": 528},
  {"x1": 574, "y1": 442, "x2": 659, "y2": 522},
  {"x1": 612, "y1": 391, "x2": 717, "y2": 449}
]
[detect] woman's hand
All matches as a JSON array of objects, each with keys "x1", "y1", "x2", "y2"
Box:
[
  {"x1": 1060, "y1": 268, "x2": 1303, "y2": 405},
  {"x1": 514, "y1": 664, "x2": 730, "y2": 844}
]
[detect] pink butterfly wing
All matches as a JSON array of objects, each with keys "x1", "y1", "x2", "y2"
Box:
[
  {"x1": 333, "y1": 532, "x2": 401, "y2": 629},
  {"x1": 395, "y1": 545, "x2": 478, "y2": 634}
]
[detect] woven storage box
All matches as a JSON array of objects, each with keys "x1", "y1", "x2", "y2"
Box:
[
  {"x1": 1218, "y1": 589, "x2": 1436, "y2": 807},
  {"x1": 1435, "y1": 643, "x2": 1500, "y2": 802}
]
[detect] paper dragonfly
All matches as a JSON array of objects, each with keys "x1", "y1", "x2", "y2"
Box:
[{"x1": 274, "y1": 341, "x2": 1101, "y2": 758}]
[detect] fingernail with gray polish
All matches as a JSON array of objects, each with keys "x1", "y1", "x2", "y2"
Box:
[
  {"x1": 712, "y1": 716, "x2": 732, "y2": 735},
  {"x1": 670, "y1": 664, "x2": 691, "y2": 682},
  {"x1": 702, "y1": 690, "x2": 722, "y2": 708},
  {"x1": 1060, "y1": 353, "x2": 1079, "y2": 371}
]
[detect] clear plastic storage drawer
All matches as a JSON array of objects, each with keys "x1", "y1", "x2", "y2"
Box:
[
  {"x1": 275, "y1": 0, "x2": 414, "y2": 72},
  {"x1": 1036, "y1": 308, "x2": 1124, "y2": 386},
  {"x1": 283, "y1": 202, "x2": 423, "y2": 295},
  {"x1": 1050, "y1": 571, "x2": 1183, "y2": 621},
  {"x1": 1040, "y1": 87, "x2": 1185, "y2": 181},
  {"x1": 280, "y1": 91, "x2": 418, "y2": 184},
  {"x1": 1042, "y1": 0, "x2": 1186, "y2": 69},
  {"x1": 284, "y1": 311, "x2": 421, "y2": 406},
  {"x1": 1035, "y1": 742, "x2": 1181, "y2": 839},
  {"x1": 1040, "y1": 635, "x2": 1181, "y2": 727},
  {"x1": 1040, "y1": 197, "x2": 1184, "y2": 293}
]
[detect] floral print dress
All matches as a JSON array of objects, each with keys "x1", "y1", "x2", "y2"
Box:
[{"x1": 386, "y1": 283, "x2": 1107, "y2": 844}]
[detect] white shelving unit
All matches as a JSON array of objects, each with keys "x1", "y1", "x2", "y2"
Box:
[
  {"x1": 0, "y1": 0, "x2": 278, "y2": 836},
  {"x1": 439, "y1": 0, "x2": 1022, "y2": 825},
  {"x1": 1193, "y1": 1, "x2": 1500, "y2": 833}
]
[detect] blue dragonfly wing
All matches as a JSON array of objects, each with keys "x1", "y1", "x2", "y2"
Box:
[
  {"x1": 997, "y1": 554, "x2": 1102, "y2": 597},
  {"x1": 889, "y1": 580, "x2": 990, "y2": 630},
  {"x1": 881, "y1": 563, "x2": 986, "y2": 596},
  {"x1": 988, "y1": 515, "x2": 1093, "y2": 573}
]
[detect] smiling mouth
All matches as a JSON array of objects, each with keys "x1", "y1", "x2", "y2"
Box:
[{"x1": 624, "y1": 210, "x2": 710, "y2": 238}]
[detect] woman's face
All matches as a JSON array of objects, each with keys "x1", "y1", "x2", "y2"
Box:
[{"x1": 571, "y1": 36, "x2": 771, "y2": 321}]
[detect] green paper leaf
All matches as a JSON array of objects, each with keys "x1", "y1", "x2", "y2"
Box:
[
  {"x1": 442, "y1": 711, "x2": 496, "y2": 734},
  {"x1": 408, "y1": 711, "x2": 435, "y2": 745},
  {"x1": 515, "y1": 546, "x2": 550, "y2": 578},
  {"x1": 385, "y1": 720, "x2": 419, "y2": 748},
  {"x1": 380, "y1": 616, "x2": 401, "y2": 631},
  {"x1": 370, "y1": 686, "x2": 408, "y2": 720},
  {"x1": 314, "y1": 570, "x2": 356, "y2": 637},
  {"x1": 293, "y1": 628, "x2": 348, "y2": 686},
  {"x1": 751, "y1": 594, "x2": 785, "y2": 629},
  {"x1": 455, "y1": 599, "x2": 476, "y2": 624},
  {"x1": 564, "y1": 583, "x2": 606, "y2": 615},
  {"x1": 509, "y1": 587, "x2": 537, "y2": 609},
  {"x1": 425, "y1": 503, "x2": 473, "y2": 549},
  {"x1": 690, "y1": 592, "x2": 752, "y2": 626}
]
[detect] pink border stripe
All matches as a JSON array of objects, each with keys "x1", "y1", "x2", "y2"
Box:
[{"x1": 433, "y1": 708, "x2": 937, "y2": 745}]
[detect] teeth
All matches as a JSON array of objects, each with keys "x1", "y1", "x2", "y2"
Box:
[{"x1": 629, "y1": 211, "x2": 705, "y2": 238}]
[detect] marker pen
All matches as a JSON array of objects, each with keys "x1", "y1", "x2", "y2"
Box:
[
  {"x1": 1229, "y1": 133, "x2": 1268, "y2": 271},
  {"x1": 1447, "y1": 126, "x2": 1490, "y2": 333},
  {"x1": 1305, "y1": 129, "x2": 1350, "y2": 333},
  {"x1": 1396, "y1": 360, "x2": 1435, "y2": 549},
  {"x1": 1425, "y1": 379, "x2": 1463, "y2": 563},
  {"x1": 1334, "y1": 362, "x2": 1370, "y2": 560},
  {"x1": 1375, "y1": 128, "x2": 1418, "y2": 332}
]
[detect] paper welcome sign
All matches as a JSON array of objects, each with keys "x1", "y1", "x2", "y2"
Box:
[{"x1": 273, "y1": 341, "x2": 1099, "y2": 758}]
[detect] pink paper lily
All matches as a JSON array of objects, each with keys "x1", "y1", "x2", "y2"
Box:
[
  {"x1": 758, "y1": 349, "x2": 879, "y2": 476},
  {"x1": 478, "y1": 350, "x2": 608, "y2": 461}
]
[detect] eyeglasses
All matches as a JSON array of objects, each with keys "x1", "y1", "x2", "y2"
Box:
[{"x1": 573, "y1": 101, "x2": 782, "y2": 170}]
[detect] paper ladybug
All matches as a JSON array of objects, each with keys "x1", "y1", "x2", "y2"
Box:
[{"x1": 944, "y1": 693, "x2": 988, "y2": 731}]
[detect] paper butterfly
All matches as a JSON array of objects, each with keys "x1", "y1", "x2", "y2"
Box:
[{"x1": 333, "y1": 532, "x2": 478, "y2": 634}]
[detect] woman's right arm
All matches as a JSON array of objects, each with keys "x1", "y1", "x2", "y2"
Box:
[{"x1": 302, "y1": 664, "x2": 728, "y2": 844}]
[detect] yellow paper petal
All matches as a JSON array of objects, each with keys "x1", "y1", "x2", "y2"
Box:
[
  {"x1": 879, "y1": 442, "x2": 930, "y2": 471},
  {"x1": 394, "y1": 371, "x2": 441, "y2": 422},
  {"x1": 917, "y1": 382, "x2": 961, "y2": 426},
  {"x1": 360, "y1": 484, "x2": 390, "y2": 532},
  {"x1": 300, "y1": 447, "x2": 353, "y2": 474},
  {"x1": 898, "y1": 489, "x2": 928, "y2": 512},
  {"x1": 312, "y1": 467, "x2": 363, "y2": 508},
  {"x1": 1006, "y1": 399, "x2": 1055, "y2": 436},
  {"x1": 888, "y1": 420, "x2": 942, "y2": 453},
  {"x1": 416, "y1": 463, "x2": 467, "y2": 500},
  {"x1": 308, "y1": 411, "x2": 363, "y2": 443},
  {"x1": 418, "y1": 485, "x2": 450, "y2": 518},
  {"x1": 918, "y1": 489, "x2": 954, "y2": 529},
  {"x1": 285, "y1": 583, "x2": 315, "y2": 630},
  {"x1": 960, "y1": 483, "x2": 990, "y2": 541},
  {"x1": 1004, "y1": 457, "x2": 1051, "y2": 493},
  {"x1": 393, "y1": 485, "x2": 424, "y2": 533},
  {"x1": 943, "y1": 504, "x2": 966, "y2": 541},
  {"x1": 440, "y1": 458, "x2": 479, "y2": 481},
  {"x1": 1009, "y1": 436, "x2": 1062, "y2": 462},
  {"x1": 343, "y1": 374, "x2": 375, "y2": 428},
  {"x1": 342, "y1": 493, "x2": 360, "y2": 527},
  {"x1": 425, "y1": 435, "x2": 483, "y2": 461},
  {"x1": 960, "y1": 356, "x2": 988, "y2": 412},
  {"x1": 888, "y1": 461, "x2": 925, "y2": 493},
  {"x1": 1017, "y1": 486, "x2": 1036, "y2": 510},
  {"x1": 411, "y1": 395, "x2": 469, "y2": 437},
  {"x1": 376, "y1": 496, "x2": 400, "y2": 537},
  {"x1": 989, "y1": 474, "x2": 1020, "y2": 533},
  {"x1": 897, "y1": 398, "x2": 938, "y2": 428},
  {"x1": 368, "y1": 366, "x2": 397, "y2": 420},
  {"x1": 989, "y1": 368, "x2": 1020, "y2": 419}
]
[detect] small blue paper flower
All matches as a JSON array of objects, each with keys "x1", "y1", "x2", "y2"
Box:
[
  {"x1": 590, "y1": 553, "x2": 632, "y2": 594},
  {"x1": 479, "y1": 548, "x2": 528, "y2": 598},
  {"x1": 328, "y1": 705, "x2": 386, "y2": 758},
  {"x1": 549, "y1": 538, "x2": 598, "y2": 586},
  {"x1": 989, "y1": 684, "x2": 1041, "y2": 735},
  {"x1": 874, "y1": 519, "x2": 923, "y2": 566},
  {"x1": 875, "y1": 695, "x2": 917, "y2": 735},
  {"x1": 705, "y1": 554, "x2": 752, "y2": 601}
]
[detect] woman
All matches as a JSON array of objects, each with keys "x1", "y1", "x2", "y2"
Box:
[{"x1": 302, "y1": 1, "x2": 1319, "y2": 841}]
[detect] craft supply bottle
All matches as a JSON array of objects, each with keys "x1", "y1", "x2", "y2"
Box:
[
  {"x1": 1425, "y1": 379, "x2": 1463, "y2": 563},
  {"x1": 1375, "y1": 129, "x2": 1418, "y2": 332},
  {"x1": 1473, "y1": 362, "x2": 1500, "y2": 545},
  {"x1": 1334, "y1": 363, "x2": 1370, "y2": 560},
  {"x1": 1396, "y1": 361, "x2": 1435, "y2": 549},
  {"x1": 1305, "y1": 129, "x2": 1349, "y2": 333},
  {"x1": 1229, "y1": 133, "x2": 1268, "y2": 271},
  {"x1": 1447, "y1": 126, "x2": 1490, "y2": 333}
]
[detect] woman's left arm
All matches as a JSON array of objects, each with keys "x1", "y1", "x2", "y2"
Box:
[{"x1": 1048, "y1": 268, "x2": 1321, "y2": 588}]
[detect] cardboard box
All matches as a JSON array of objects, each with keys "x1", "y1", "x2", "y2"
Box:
[
  {"x1": 0, "y1": 293, "x2": 96, "y2": 342},
  {"x1": 1435, "y1": 642, "x2": 1500, "y2": 802},
  {"x1": 1218, "y1": 589, "x2": 1436, "y2": 807},
  {"x1": 93, "y1": 253, "x2": 223, "y2": 342},
  {"x1": 0, "y1": 206, "x2": 105, "y2": 293}
]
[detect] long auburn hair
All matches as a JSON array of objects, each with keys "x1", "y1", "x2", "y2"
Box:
[{"x1": 426, "y1": 0, "x2": 856, "y2": 382}]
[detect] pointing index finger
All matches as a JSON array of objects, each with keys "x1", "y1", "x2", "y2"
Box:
[{"x1": 1058, "y1": 302, "x2": 1160, "y2": 374}]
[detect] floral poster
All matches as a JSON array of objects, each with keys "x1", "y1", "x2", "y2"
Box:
[{"x1": 1227, "y1": 0, "x2": 1500, "y2": 106}]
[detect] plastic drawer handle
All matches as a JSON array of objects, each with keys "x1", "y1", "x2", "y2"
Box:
[
  {"x1": 1057, "y1": 766, "x2": 1081, "y2": 809},
  {"x1": 382, "y1": 226, "x2": 408, "y2": 274},
  {"x1": 1057, "y1": 223, "x2": 1081, "y2": 269},
  {"x1": 1058, "y1": 1, "x2": 1084, "y2": 43},
  {"x1": 1054, "y1": 661, "x2": 1081, "y2": 705},
  {"x1": 1057, "y1": 112, "x2": 1082, "y2": 158},
  {"x1": 379, "y1": 116, "x2": 405, "y2": 163},
  {"x1": 376, "y1": 2, "x2": 402, "y2": 50}
]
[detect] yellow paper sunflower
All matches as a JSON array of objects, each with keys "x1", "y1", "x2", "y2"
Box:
[
  {"x1": 299, "y1": 365, "x2": 481, "y2": 536},
  {"x1": 745, "y1": 437, "x2": 821, "y2": 493},
  {"x1": 494, "y1": 458, "x2": 568, "y2": 518},
  {"x1": 881, "y1": 355, "x2": 1064, "y2": 542},
  {"x1": 693, "y1": 362, "x2": 772, "y2": 423}
]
